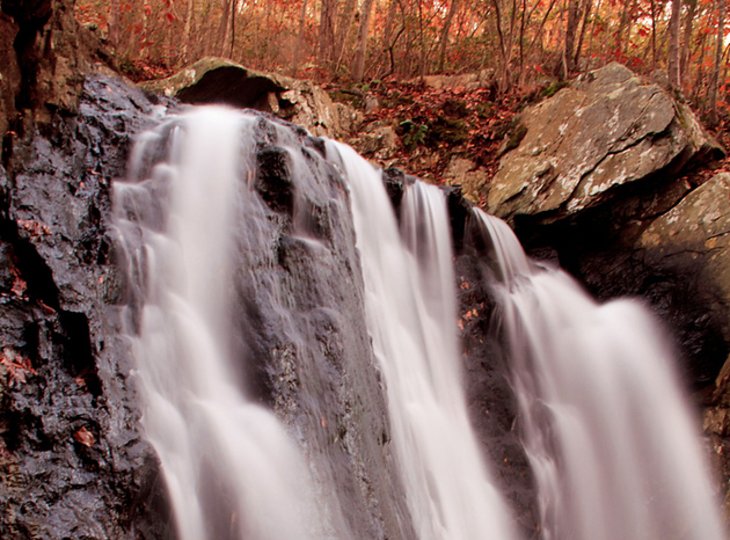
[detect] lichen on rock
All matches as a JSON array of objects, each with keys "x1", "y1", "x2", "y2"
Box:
[{"x1": 488, "y1": 62, "x2": 723, "y2": 223}]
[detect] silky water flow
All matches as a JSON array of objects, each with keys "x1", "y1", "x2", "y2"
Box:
[
  {"x1": 472, "y1": 208, "x2": 727, "y2": 540},
  {"x1": 113, "y1": 104, "x2": 725, "y2": 540},
  {"x1": 113, "y1": 108, "x2": 327, "y2": 540},
  {"x1": 327, "y1": 141, "x2": 520, "y2": 540}
]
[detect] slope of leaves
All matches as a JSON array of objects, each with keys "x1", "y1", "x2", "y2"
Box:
[{"x1": 332, "y1": 77, "x2": 547, "y2": 183}]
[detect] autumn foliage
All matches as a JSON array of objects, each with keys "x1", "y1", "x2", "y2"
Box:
[{"x1": 74, "y1": 0, "x2": 729, "y2": 122}]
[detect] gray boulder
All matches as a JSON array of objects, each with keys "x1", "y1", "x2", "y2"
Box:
[
  {"x1": 140, "y1": 57, "x2": 361, "y2": 139},
  {"x1": 637, "y1": 173, "x2": 730, "y2": 345},
  {"x1": 488, "y1": 63, "x2": 723, "y2": 222}
]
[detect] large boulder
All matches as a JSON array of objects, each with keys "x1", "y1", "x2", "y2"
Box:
[
  {"x1": 487, "y1": 63, "x2": 723, "y2": 222},
  {"x1": 637, "y1": 173, "x2": 730, "y2": 345},
  {"x1": 140, "y1": 57, "x2": 361, "y2": 139}
]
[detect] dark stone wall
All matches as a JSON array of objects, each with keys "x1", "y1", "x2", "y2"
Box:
[{"x1": 0, "y1": 73, "x2": 174, "y2": 538}]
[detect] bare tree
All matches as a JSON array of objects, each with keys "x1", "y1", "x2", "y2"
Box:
[
  {"x1": 709, "y1": 0, "x2": 725, "y2": 124},
  {"x1": 573, "y1": 0, "x2": 593, "y2": 71},
  {"x1": 680, "y1": 0, "x2": 697, "y2": 81},
  {"x1": 668, "y1": 0, "x2": 682, "y2": 89},
  {"x1": 437, "y1": 0, "x2": 461, "y2": 72},
  {"x1": 292, "y1": 0, "x2": 309, "y2": 76},
  {"x1": 564, "y1": 0, "x2": 581, "y2": 77},
  {"x1": 352, "y1": 0, "x2": 376, "y2": 81},
  {"x1": 319, "y1": 0, "x2": 338, "y2": 69}
]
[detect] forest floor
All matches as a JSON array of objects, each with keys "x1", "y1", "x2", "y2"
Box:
[
  {"x1": 130, "y1": 60, "x2": 730, "y2": 188},
  {"x1": 328, "y1": 76, "x2": 730, "y2": 191}
]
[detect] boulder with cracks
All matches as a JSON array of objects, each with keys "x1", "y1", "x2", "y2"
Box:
[{"x1": 488, "y1": 63, "x2": 723, "y2": 223}]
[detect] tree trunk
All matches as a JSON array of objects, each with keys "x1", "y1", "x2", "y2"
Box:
[
  {"x1": 668, "y1": 0, "x2": 682, "y2": 89},
  {"x1": 709, "y1": 0, "x2": 725, "y2": 125},
  {"x1": 352, "y1": 0, "x2": 375, "y2": 81},
  {"x1": 437, "y1": 0, "x2": 460, "y2": 72},
  {"x1": 573, "y1": 0, "x2": 592, "y2": 71},
  {"x1": 291, "y1": 0, "x2": 309, "y2": 76},
  {"x1": 108, "y1": 0, "x2": 120, "y2": 49},
  {"x1": 417, "y1": 0, "x2": 427, "y2": 78},
  {"x1": 491, "y1": 0, "x2": 510, "y2": 92},
  {"x1": 614, "y1": 0, "x2": 631, "y2": 57},
  {"x1": 564, "y1": 0, "x2": 580, "y2": 77},
  {"x1": 216, "y1": 0, "x2": 233, "y2": 57},
  {"x1": 180, "y1": 0, "x2": 196, "y2": 64},
  {"x1": 319, "y1": 0, "x2": 337, "y2": 70},
  {"x1": 680, "y1": 0, "x2": 697, "y2": 83},
  {"x1": 649, "y1": 0, "x2": 657, "y2": 69},
  {"x1": 335, "y1": 0, "x2": 357, "y2": 71}
]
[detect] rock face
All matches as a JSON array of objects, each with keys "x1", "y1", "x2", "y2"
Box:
[
  {"x1": 141, "y1": 57, "x2": 361, "y2": 139},
  {"x1": 488, "y1": 62, "x2": 723, "y2": 222},
  {"x1": 638, "y1": 173, "x2": 730, "y2": 346},
  {"x1": 0, "y1": 12, "x2": 19, "y2": 143},
  {"x1": 0, "y1": 73, "x2": 174, "y2": 538}
]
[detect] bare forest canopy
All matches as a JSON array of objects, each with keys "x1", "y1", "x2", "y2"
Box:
[{"x1": 75, "y1": 0, "x2": 730, "y2": 122}]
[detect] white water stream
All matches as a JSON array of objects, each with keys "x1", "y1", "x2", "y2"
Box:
[
  {"x1": 113, "y1": 108, "x2": 320, "y2": 540},
  {"x1": 328, "y1": 142, "x2": 519, "y2": 540},
  {"x1": 474, "y1": 208, "x2": 727, "y2": 540},
  {"x1": 112, "y1": 104, "x2": 725, "y2": 540}
]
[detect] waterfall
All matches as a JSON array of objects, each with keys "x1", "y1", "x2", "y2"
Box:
[
  {"x1": 473, "y1": 208, "x2": 726, "y2": 540},
  {"x1": 111, "y1": 104, "x2": 724, "y2": 540},
  {"x1": 328, "y1": 142, "x2": 519, "y2": 540},
  {"x1": 113, "y1": 107, "x2": 328, "y2": 540}
]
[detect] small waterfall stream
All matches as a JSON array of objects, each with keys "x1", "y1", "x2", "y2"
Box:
[
  {"x1": 112, "y1": 105, "x2": 725, "y2": 540},
  {"x1": 473, "y1": 208, "x2": 726, "y2": 540},
  {"x1": 328, "y1": 142, "x2": 519, "y2": 540},
  {"x1": 113, "y1": 108, "x2": 324, "y2": 540}
]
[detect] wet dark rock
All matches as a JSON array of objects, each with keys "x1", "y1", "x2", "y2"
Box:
[
  {"x1": 0, "y1": 72, "x2": 175, "y2": 538},
  {"x1": 255, "y1": 146, "x2": 295, "y2": 214},
  {"x1": 381, "y1": 167, "x2": 415, "y2": 215},
  {"x1": 141, "y1": 57, "x2": 362, "y2": 139},
  {"x1": 454, "y1": 247, "x2": 540, "y2": 539},
  {"x1": 223, "y1": 116, "x2": 417, "y2": 539},
  {"x1": 0, "y1": 13, "x2": 20, "y2": 153}
]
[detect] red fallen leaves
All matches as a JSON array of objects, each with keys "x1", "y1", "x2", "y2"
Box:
[
  {"x1": 0, "y1": 348, "x2": 36, "y2": 384},
  {"x1": 73, "y1": 426, "x2": 96, "y2": 447},
  {"x1": 10, "y1": 269, "x2": 26, "y2": 298},
  {"x1": 350, "y1": 79, "x2": 524, "y2": 181},
  {"x1": 17, "y1": 219, "x2": 51, "y2": 238}
]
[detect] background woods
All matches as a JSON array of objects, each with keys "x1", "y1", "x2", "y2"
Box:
[{"x1": 75, "y1": 0, "x2": 730, "y2": 121}]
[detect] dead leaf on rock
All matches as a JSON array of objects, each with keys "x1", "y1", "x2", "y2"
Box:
[
  {"x1": 73, "y1": 426, "x2": 95, "y2": 447},
  {"x1": 17, "y1": 219, "x2": 51, "y2": 238}
]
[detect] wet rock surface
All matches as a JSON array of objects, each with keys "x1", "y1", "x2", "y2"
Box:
[
  {"x1": 227, "y1": 115, "x2": 417, "y2": 539},
  {"x1": 0, "y1": 73, "x2": 174, "y2": 539},
  {"x1": 454, "y1": 249, "x2": 540, "y2": 539},
  {"x1": 488, "y1": 62, "x2": 723, "y2": 223}
]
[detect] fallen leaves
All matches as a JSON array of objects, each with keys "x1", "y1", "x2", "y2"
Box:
[
  {"x1": 0, "y1": 348, "x2": 36, "y2": 384},
  {"x1": 73, "y1": 426, "x2": 96, "y2": 447},
  {"x1": 17, "y1": 219, "x2": 51, "y2": 238}
]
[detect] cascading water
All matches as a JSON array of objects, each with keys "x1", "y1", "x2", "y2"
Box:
[
  {"x1": 113, "y1": 107, "x2": 330, "y2": 540},
  {"x1": 473, "y1": 208, "x2": 727, "y2": 540},
  {"x1": 328, "y1": 142, "x2": 519, "y2": 540},
  {"x1": 111, "y1": 102, "x2": 725, "y2": 540}
]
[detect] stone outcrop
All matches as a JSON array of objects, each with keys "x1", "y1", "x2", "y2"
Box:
[
  {"x1": 443, "y1": 156, "x2": 489, "y2": 203},
  {"x1": 637, "y1": 173, "x2": 730, "y2": 346},
  {"x1": 0, "y1": 73, "x2": 174, "y2": 538},
  {"x1": 488, "y1": 62, "x2": 723, "y2": 223},
  {"x1": 140, "y1": 57, "x2": 361, "y2": 139}
]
